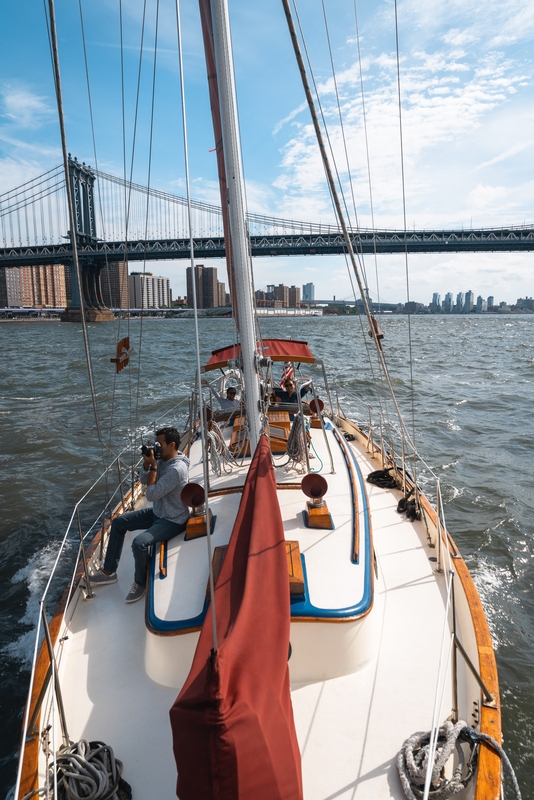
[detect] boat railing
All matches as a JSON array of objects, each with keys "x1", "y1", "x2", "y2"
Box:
[
  {"x1": 14, "y1": 442, "x2": 145, "y2": 799},
  {"x1": 339, "y1": 390, "x2": 500, "y2": 792},
  {"x1": 15, "y1": 399, "x2": 194, "y2": 798}
]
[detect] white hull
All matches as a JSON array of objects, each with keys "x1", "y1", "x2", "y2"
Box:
[{"x1": 19, "y1": 414, "x2": 499, "y2": 799}]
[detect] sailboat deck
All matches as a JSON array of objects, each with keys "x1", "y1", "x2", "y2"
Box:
[{"x1": 50, "y1": 421, "x2": 457, "y2": 799}]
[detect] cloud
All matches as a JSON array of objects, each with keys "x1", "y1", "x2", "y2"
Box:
[
  {"x1": 0, "y1": 84, "x2": 54, "y2": 129},
  {"x1": 272, "y1": 101, "x2": 307, "y2": 135},
  {"x1": 477, "y1": 142, "x2": 532, "y2": 168}
]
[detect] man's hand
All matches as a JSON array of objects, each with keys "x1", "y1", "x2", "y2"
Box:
[{"x1": 142, "y1": 450, "x2": 157, "y2": 471}]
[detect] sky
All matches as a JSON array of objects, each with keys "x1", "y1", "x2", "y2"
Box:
[{"x1": 1, "y1": 0, "x2": 533, "y2": 305}]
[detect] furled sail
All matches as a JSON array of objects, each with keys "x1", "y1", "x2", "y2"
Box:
[{"x1": 170, "y1": 434, "x2": 303, "y2": 800}]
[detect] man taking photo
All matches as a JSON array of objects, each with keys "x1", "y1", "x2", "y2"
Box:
[{"x1": 91, "y1": 427, "x2": 190, "y2": 603}]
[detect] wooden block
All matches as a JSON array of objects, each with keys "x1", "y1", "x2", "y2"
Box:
[
  {"x1": 230, "y1": 428, "x2": 251, "y2": 456},
  {"x1": 310, "y1": 417, "x2": 322, "y2": 429},
  {"x1": 286, "y1": 540, "x2": 305, "y2": 595},
  {"x1": 206, "y1": 541, "x2": 305, "y2": 598},
  {"x1": 306, "y1": 500, "x2": 334, "y2": 529},
  {"x1": 267, "y1": 411, "x2": 291, "y2": 432},
  {"x1": 185, "y1": 509, "x2": 213, "y2": 540}
]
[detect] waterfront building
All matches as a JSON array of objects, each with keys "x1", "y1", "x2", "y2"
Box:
[
  {"x1": 430, "y1": 292, "x2": 441, "y2": 313},
  {"x1": 129, "y1": 272, "x2": 170, "y2": 308},
  {"x1": 186, "y1": 264, "x2": 226, "y2": 308},
  {"x1": 443, "y1": 292, "x2": 454, "y2": 313},
  {"x1": 302, "y1": 282, "x2": 315, "y2": 302},
  {"x1": 100, "y1": 261, "x2": 130, "y2": 308},
  {"x1": 11, "y1": 264, "x2": 67, "y2": 307},
  {"x1": 475, "y1": 296, "x2": 487, "y2": 313},
  {"x1": 273, "y1": 284, "x2": 289, "y2": 307},
  {"x1": 0, "y1": 267, "x2": 22, "y2": 307},
  {"x1": 487, "y1": 296, "x2": 495, "y2": 308},
  {"x1": 464, "y1": 290, "x2": 474, "y2": 313},
  {"x1": 288, "y1": 285, "x2": 301, "y2": 307},
  {"x1": 455, "y1": 292, "x2": 464, "y2": 313}
]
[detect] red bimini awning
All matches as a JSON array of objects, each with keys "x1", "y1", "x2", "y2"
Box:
[
  {"x1": 169, "y1": 434, "x2": 303, "y2": 800},
  {"x1": 203, "y1": 338, "x2": 315, "y2": 371}
]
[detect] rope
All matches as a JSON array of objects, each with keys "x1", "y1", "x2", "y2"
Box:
[
  {"x1": 397, "y1": 721, "x2": 522, "y2": 800},
  {"x1": 22, "y1": 740, "x2": 132, "y2": 800},
  {"x1": 286, "y1": 415, "x2": 308, "y2": 473},
  {"x1": 207, "y1": 430, "x2": 222, "y2": 477}
]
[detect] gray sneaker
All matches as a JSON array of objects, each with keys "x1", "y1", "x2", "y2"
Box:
[
  {"x1": 125, "y1": 582, "x2": 146, "y2": 603},
  {"x1": 90, "y1": 570, "x2": 118, "y2": 585}
]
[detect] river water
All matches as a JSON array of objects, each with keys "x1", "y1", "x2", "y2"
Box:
[{"x1": 1, "y1": 314, "x2": 533, "y2": 797}]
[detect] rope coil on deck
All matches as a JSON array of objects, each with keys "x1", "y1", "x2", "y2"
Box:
[
  {"x1": 36, "y1": 739, "x2": 132, "y2": 800},
  {"x1": 397, "y1": 720, "x2": 522, "y2": 800}
]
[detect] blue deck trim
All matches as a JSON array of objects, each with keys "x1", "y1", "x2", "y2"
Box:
[
  {"x1": 147, "y1": 423, "x2": 373, "y2": 632},
  {"x1": 290, "y1": 554, "x2": 371, "y2": 619},
  {"x1": 147, "y1": 542, "x2": 210, "y2": 632}
]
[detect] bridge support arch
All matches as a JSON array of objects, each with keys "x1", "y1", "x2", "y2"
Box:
[{"x1": 62, "y1": 157, "x2": 114, "y2": 322}]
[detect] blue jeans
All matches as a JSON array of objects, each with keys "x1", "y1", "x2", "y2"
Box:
[{"x1": 104, "y1": 508, "x2": 186, "y2": 586}]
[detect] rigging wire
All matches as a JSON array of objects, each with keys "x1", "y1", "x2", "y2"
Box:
[
  {"x1": 319, "y1": 0, "x2": 392, "y2": 436},
  {"x1": 76, "y1": 0, "x2": 120, "y2": 517},
  {"x1": 353, "y1": 0, "x2": 381, "y2": 312},
  {"x1": 174, "y1": 0, "x2": 218, "y2": 651},
  {"x1": 393, "y1": 0, "x2": 417, "y2": 459},
  {"x1": 283, "y1": 0, "x2": 419, "y2": 461},
  {"x1": 133, "y1": 0, "x2": 160, "y2": 453},
  {"x1": 43, "y1": 0, "x2": 107, "y2": 461}
]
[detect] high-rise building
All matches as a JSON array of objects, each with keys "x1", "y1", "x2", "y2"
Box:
[
  {"x1": 455, "y1": 292, "x2": 464, "y2": 313},
  {"x1": 129, "y1": 272, "x2": 170, "y2": 308},
  {"x1": 186, "y1": 264, "x2": 203, "y2": 308},
  {"x1": 430, "y1": 292, "x2": 441, "y2": 313},
  {"x1": 100, "y1": 261, "x2": 130, "y2": 308},
  {"x1": 464, "y1": 290, "x2": 474, "y2": 313},
  {"x1": 302, "y1": 282, "x2": 315, "y2": 302},
  {"x1": 273, "y1": 284, "x2": 289, "y2": 307},
  {"x1": 0, "y1": 267, "x2": 22, "y2": 307},
  {"x1": 475, "y1": 295, "x2": 487, "y2": 313},
  {"x1": 487, "y1": 296, "x2": 495, "y2": 308},
  {"x1": 13, "y1": 264, "x2": 67, "y2": 307},
  {"x1": 186, "y1": 264, "x2": 226, "y2": 308},
  {"x1": 288, "y1": 286, "x2": 301, "y2": 308},
  {"x1": 202, "y1": 267, "x2": 219, "y2": 308},
  {"x1": 443, "y1": 292, "x2": 454, "y2": 313}
]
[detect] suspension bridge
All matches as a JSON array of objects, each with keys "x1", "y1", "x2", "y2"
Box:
[{"x1": 1, "y1": 158, "x2": 533, "y2": 312}]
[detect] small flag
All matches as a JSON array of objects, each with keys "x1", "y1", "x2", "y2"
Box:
[
  {"x1": 209, "y1": 148, "x2": 216, "y2": 152},
  {"x1": 280, "y1": 361, "x2": 294, "y2": 387}
]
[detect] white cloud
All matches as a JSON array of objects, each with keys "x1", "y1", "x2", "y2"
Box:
[
  {"x1": 477, "y1": 142, "x2": 532, "y2": 168},
  {"x1": 0, "y1": 84, "x2": 54, "y2": 128}
]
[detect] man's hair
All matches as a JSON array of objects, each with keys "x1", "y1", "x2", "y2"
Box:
[
  {"x1": 156, "y1": 427, "x2": 181, "y2": 448},
  {"x1": 226, "y1": 387, "x2": 236, "y2": 394},
  {"x1": 284, "y1": 378, "x2": 294, "y2": 387}
]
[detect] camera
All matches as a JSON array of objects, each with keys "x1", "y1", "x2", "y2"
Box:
[{"x1": 141, "y1": 440, "x2": 162, "y2": 459}]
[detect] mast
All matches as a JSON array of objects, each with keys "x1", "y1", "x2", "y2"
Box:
[{"x1": 210, "y1": 0, "x2": 262, "y2": 452}]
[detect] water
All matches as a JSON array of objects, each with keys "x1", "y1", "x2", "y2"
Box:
[{"x1": 1, "y1": 314, "x2": 533, "y2": 797}]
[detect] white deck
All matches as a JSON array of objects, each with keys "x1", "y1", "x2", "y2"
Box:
[{"x1": 51, "y1": 421, "x2": 460, "y2": 799}]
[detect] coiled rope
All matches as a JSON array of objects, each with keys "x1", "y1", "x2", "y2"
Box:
[
  {"x1": 397, "y1": 720, "x2": 522, "y2": 800},
  {"x1": 286, "y1": 415, "x2": 308, "y2": 473},
  {"x1": 22, "y1": 740, "x2": 131, "y2": 800}
]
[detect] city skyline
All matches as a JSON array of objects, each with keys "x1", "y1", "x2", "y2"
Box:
[{"x1": 0, "y1": 1, "x2": 532, "y2": 305}]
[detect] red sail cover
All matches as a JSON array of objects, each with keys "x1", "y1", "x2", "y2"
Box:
[
  {"x1": 170, "y1": 435, "x2": 303, "y2": 800},
  {"x1": 204, "y1": 338, "x2": 315, "y2": 371}
]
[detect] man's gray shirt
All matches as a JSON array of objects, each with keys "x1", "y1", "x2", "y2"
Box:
[{"x1": 140, "y1": 453, "x2": 190, "y2": 524}]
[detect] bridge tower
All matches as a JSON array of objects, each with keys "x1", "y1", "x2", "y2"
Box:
[{"x1": 63, "y1": 156, "x2": 113, "y2": 322}]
